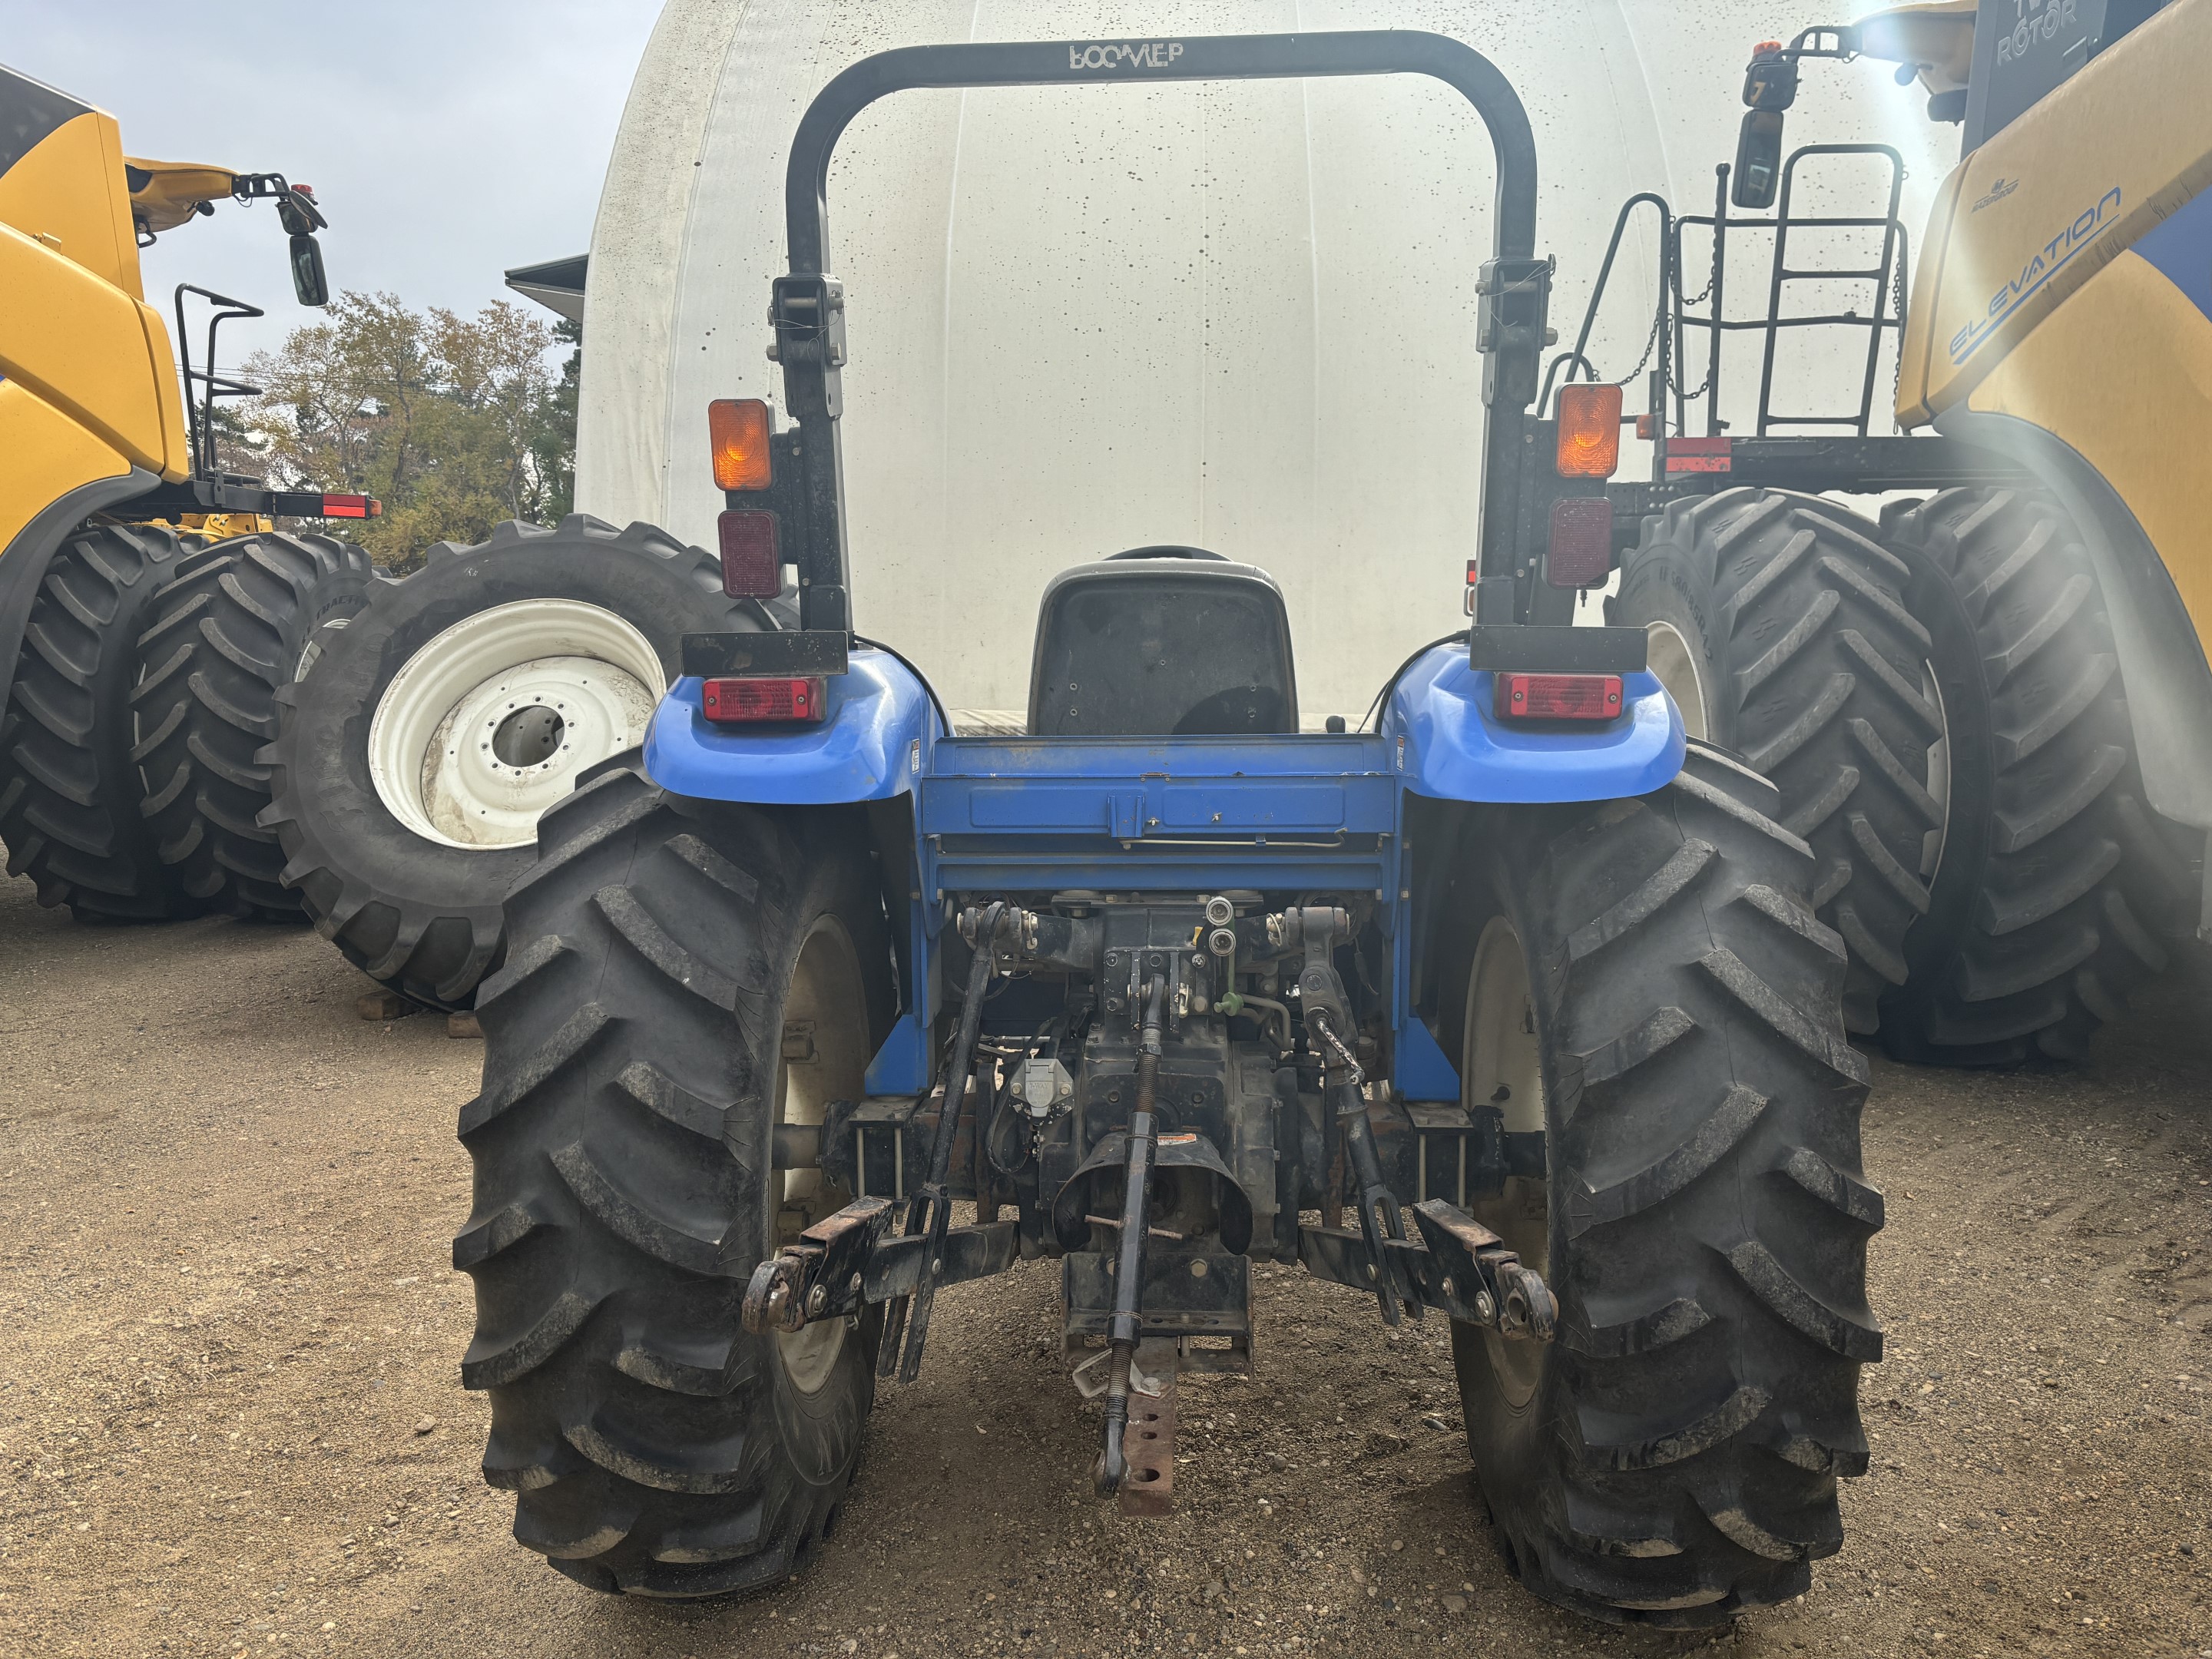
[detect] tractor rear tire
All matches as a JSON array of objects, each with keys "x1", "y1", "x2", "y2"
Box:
[
  {"x1": 0, "y1": 522, "x2": 191, "y2": 919},
  {"x1": 456, "y1": 760, "x2": 892, "y2": 1595},
  {"x1": 131, "y1": 532, "x2": 373, "y2": 918},
  {"x1": 260, "y1": 515, "x2": 777, "y2": 1008},
  {"x1": 1435, "y1": 741, "x2": 1879, "y2": 1626},
  {"x1": 1614, "y1": 489, "x2": 1943, "y2": 1038},
  {"x1": 1876, "y1": 488, "x2": 2200, "y2": 1063}
]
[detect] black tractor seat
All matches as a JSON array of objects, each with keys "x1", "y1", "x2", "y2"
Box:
[{"x1": 1026, "y1": 548, "x2": 1298, "y2": 737}]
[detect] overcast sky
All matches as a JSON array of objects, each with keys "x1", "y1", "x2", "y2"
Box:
[{"x1": 3, "y1": 0, "x2": 662, "y2": 369}]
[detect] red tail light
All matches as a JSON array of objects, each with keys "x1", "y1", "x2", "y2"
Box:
[
  {"x1": 717, "y1": 509, "x2": 780, "y2": 596},
  {"x1": 701, "y1": 676, "x2": 825, "y2": 724},
  {"x1": 1495, "y1": 672, "x2": 1624, "y2": 722},
  {"x1": 319, "y1": 493, "x2": 377, "y2": 518}
]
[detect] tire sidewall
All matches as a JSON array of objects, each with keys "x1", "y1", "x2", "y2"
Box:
[
  {"x1": 1435, "y1": 813, "x2": 1575, "y2": 1558},
  {"x1": 1882, "y1": 525, "x2": 1995, "y2": 1023},
  {"x1": 271, "y1": 521, "x2": 752, "y2": 935},
  {"x1": 1615, "y1": 523, "x2": 1729, "y2": 748},
  {"x1": 742, "y1": 807, "x2": 895, "y2": 1505}
]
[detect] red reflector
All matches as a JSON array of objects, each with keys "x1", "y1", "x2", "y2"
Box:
[
  {"x1": 318, "y1": 492, "x2": 373, "y2": 518},
  {"x1": 717, "y1": 509, "x2": 781, "y2": 596},
  {"x1": 701, "y1": 676, "x2": 824, "y2": 724},
  {"x1": 1546, "y1": 498, "x2": 1614, "y2": 588},
  {"x1": 1663, "y1": 435, "x2": 1733, "y2": 475},
  {"x1": 1495, "y1": 672, "x2": 1624, "y2": 722}
]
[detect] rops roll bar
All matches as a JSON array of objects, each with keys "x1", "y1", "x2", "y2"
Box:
[{"x1": 763, "y1": 31, "x2": 1549, "y2": 644}]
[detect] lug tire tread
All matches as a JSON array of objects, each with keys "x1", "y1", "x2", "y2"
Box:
[
  {"x1": 260, "y1": 515, "x2": 773, "y2": 1008},
  {"x1": 457, "y1": 761, "x2": 884, "y2": 1596},
  {"x1": 1447, "y1": 742, "x2": 1879, "y2": 1627},
  {"x1": 130, "y1": 531, "x2": 373, "y2": 917},
  {"x1": 1614, "y1": 489, "x2": 1939, "y2": 1035},
  {"x1": 1, "y1": 522, "x2": 191, "y2": 919},
  {"x1": 1877, "y1": 488, "x2": 2202, "y2": 1064}
]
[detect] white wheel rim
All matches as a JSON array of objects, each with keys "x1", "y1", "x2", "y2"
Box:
[
  {"x1": 1646, "y1": 620, "x2": 1709, "y2": 742},
  {"x1": 1922, "y1": 663, "x2": 1952, "y2": 881},
  {"x1": 294, "y1": 614, "x2": 347, "y2": 683},
  {"x1": 366, "y1": 599, "x2": 664, "y2": 850},
  {"x1": 773, "y1": 915, "x2": 869, "y2": 1396},
  {"x1": 1462, "y1": 916, "x2": 1548, "y2": 1409}
]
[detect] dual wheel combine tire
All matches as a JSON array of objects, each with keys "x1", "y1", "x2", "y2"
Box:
[
  {"x1": 1614, "y1": 489, "x2": 1942, "y2": 1041},
  {"x1": 1615, "y1": 485, "x2": 2194, "y2": 1065},
  {"x1": 0, "y1": 522, "x2": 193, "y2": 919},
  {"x1": 458, "y1": 743, "x2": 1877, "y2": 1622},
  {"x1": 0, "y1": 524, "x2": 375, "y2": 922},
  {"x1": 1876, "y1": 487, "x2": 2197, "y2": 1063},
  {"x1": 131, "y1": 531, "x2": 375, "y2": 917},
  {"x1": 261, "y1": 515, "x2": 780, "y2": 1009}
]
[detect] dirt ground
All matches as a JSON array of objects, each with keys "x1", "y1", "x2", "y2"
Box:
[{"x1": 4, "y1": 869, "x2": 2210, "y2": 1659}]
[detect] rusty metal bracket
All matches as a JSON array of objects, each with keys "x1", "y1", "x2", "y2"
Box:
[
  {"x1": 741, "y1": 1195, "x2": 1020, "y2": 1337},
  {"x1": 1117, "y1": 1338, "x2": 1181, "y2": 1518},
  {"x1": 1296, "y1": 1198, "x2": 1557, "y2": 1339}
]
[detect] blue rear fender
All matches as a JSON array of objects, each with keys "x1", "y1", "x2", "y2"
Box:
[
  {"x1": 642, "y1": 649, "x2": 942, "y2": 804},
  {"x1": 642, "y1": 640, "x2": 1684, "y2": 808},
  {"x1": 1382, "y1": 642, "x2": 1683, "y2": 805}
]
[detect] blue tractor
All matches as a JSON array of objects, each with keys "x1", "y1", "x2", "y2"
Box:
[{"x1": 455, "y1": 30, "x2": 1882, "y2": 1627}]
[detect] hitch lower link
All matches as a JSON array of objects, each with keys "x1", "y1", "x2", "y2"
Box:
[
  {"x1": 743, "y1": 903, "x2": 1020, "y2": 1354},
  {"x1": 1305, "y1": 982, "x2": 1555, "y2": 1341}
]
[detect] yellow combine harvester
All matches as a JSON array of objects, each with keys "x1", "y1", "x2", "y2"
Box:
[
  {"x1": 0, "y1": 64, "x2": 377, "y2": 920},
  {"x1": 1591, "y1": 0, "x2": 2208, "y2": 1065}
]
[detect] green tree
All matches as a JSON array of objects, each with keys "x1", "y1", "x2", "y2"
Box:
[
  {"x1": 530, "y1": 316, "x2": 581, "y2": 525},
  {"x1": 243, "y1": 291, "x2": 575, "y2": 569}
]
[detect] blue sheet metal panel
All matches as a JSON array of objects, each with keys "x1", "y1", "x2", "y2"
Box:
[
  {"x1": 1395, "y1": 1014, "x2": 1463, "y2": 1103},
  {"x1": 922, "y1": 734, "x2": 1396, "y2": 833},
  {"x1": 641, "y1": 649, "x2": 940, "y2": 803},
  {"x1": 920, "y1": 733, "x2": 1399, "y2": 898},
  {"x1": 1383, "y1": 643, "x2": 1684, "y2": 804},
  {"x1": 926, "y1": 846, "x2": 1393, "y2": 897},
  {"x1": 929, "y1": 733, "x2": 1395, "y2": 780}
]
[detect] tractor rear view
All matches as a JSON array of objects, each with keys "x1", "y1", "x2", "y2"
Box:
[{"x1": 454, "y1": 31, "x2": 1882, "y2": 1626}]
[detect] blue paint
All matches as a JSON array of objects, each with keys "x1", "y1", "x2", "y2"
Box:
[
  {"x1": 1395, "y1": 1016, "x2": 1462, "y2": 1103},
  {"x1": 1382, "y1": 643, "x2": 1684, "y2": 804},
  {"x1": 642, "y1": 633, "x2": 1686, "y2": 1104},
  {"x1": 920, "y1": 732, "x2": 1402, "y2": 906},
  {"x1": 641, "y1": 648, "x2": 939, "y2": 803},
  {"x1": 864, "y1": 1009, "x2": 931, "y2": 1095},
  {"x1": 2135, "y1": 186, "x2": 2212, "y2": 326}
]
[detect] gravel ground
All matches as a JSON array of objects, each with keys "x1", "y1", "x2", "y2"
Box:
[{"x1": 4, "y1": 869, "x2": 2210, "y2": 1659}]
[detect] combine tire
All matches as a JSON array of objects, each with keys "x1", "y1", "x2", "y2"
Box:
[
  {"x1": 456, "y1": 761, "x2": 892, "y2": 1595},
  {"x1": 261, "y1": 515, "x2": 776, "y2": 1008},
  {"x1": 0, "y1": 522, "x2": 190, "y2": 919},
  {"x1": 1433, "y1": 742, "x2": 1879, "y2": 1625},
  {"x1": 1614, "y1": 489, "x2": 1944, "y2": 1037},
  {"x1": 1877, "y1": 488, "x2": 2200, "y2": 1063},
  {"x1": 131, "y1": 532, "x2": 373, "y2": 917}
]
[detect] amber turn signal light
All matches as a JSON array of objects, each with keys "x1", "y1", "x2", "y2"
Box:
[
  {"x1": 708, "y1": 398, "x2": 773, "y2": 492},
  {"x1": 1555, "y1": 382, "x2": 1624, "y2": 478}
]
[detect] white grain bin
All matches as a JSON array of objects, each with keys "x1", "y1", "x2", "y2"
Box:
[{"x1": 578, "y1": 2, "x2": 1952, "y2": 720}]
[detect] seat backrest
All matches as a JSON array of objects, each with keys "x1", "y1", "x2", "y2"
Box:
[{"x1": 1026, "y1": 551, "x2": 1298, "y2": 737}]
